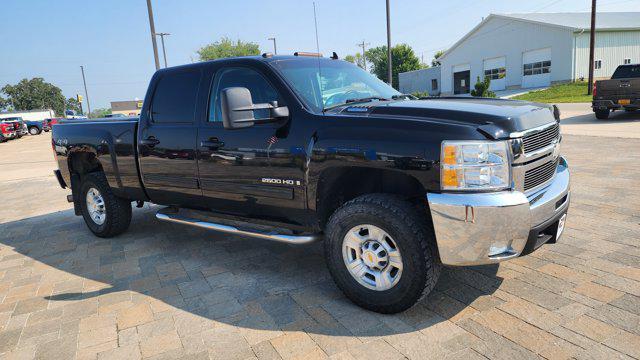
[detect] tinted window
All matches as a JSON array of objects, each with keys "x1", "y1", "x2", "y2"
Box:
[
  {"x1": 209, "y1": 67, "x2": 281, "y2": 122},
  {"x1": 151, "y1": 70, "x2": 201, "y2": 123},
  {"x1": 612, "y1": 65, "x2": 640, "y2": 79}
]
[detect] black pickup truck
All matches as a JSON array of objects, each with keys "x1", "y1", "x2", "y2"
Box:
[
  {"x1": 52, "y1": 54, "x2": 570, "y2": 313},
  {"x1": 593, "y1": 63, "x2": 640, "y2": 119}
]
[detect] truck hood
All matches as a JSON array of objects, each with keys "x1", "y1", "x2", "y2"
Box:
[{"x1": 338, "y1": 98, "x2": 558, "y2": 139}]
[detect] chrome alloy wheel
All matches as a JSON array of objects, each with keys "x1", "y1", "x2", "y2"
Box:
[
  {"x1": 342, "y1": 224, "x2": 403, "y2": 291},
  {"x1": 86, "y1": 187, "x2": 106, "y2": 225}
]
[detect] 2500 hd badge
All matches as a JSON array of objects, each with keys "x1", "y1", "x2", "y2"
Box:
[
  {"x1": 52, "y1": 53, "x2": 569, "y2": 313},
  {"x1": 261, "y1": 178, "x2": 302, "y2": 186}
]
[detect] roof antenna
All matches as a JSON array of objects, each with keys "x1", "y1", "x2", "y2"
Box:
[{"x1": 313, "y1": 2, "x2": 325, "y2": 114}]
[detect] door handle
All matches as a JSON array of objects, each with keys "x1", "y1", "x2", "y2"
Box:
[
  {"x1": 200, "y1": 138, "x2": 224, "y2": 150},
  {"x1": 140, "y1": 137, "x2": 160, "y2": 147}
]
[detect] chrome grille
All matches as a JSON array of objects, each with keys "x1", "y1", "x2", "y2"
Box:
[
  {"x1": 522, "y1": 123, "x2": 559, "y2": 154},
  {"x1": 524, "y1": 158, "x2": 559, "y2": 191}
]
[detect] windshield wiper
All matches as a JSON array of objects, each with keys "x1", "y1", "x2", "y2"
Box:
[
  {"x1": 323, "y1": 97, "x2": 390, "y2": 111},
  {"x1": 391, "y1": 94, "x2": 417, "y2": 100},
  {"x1": 345, "y1": 96, "x2": 390, "y2": 104}
]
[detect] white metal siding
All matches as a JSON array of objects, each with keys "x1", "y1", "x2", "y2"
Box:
[
  {"x1": 574, "y1": 30, "x2": 640, "y2": 80},
  {"x1": 398, "y1": 67, "x2": 441, "y2": 95},
  {"x1": 440, "y1": 17, "x2": 574, "y2": 94}
]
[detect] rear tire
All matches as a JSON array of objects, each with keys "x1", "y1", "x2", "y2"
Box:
[
  {"x1": 28, "y1": 127, "x2": 40, "y2": 135},
  {"x1": 324, "y1": 194, "x2": 441, "y2": 314},
  {"x1": 79, "y1": 172, "x2": 132, "y2": 238},
  {"x1": 595, "y1": 109, "x2": 610, "y2": 119}
]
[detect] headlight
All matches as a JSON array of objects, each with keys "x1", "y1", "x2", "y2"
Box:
[{"x1": 440, "y1": 140, "x2": 511, "y2": 191}]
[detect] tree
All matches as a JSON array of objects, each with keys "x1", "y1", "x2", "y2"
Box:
[
  {"x1": 344, "y1": 53, "x2": 366, "y2": 69},
  {"x1": 1, "y1": 78, "x2": 66, "y2": 116},
  {"x1": 89, "y1": 108, "x2": 112, "y2": 118},
  {"x1": 0, "y1": 95, "x2": 10, "y2": 111},
  {"x1": 66, "y1": 97, "x2": 82, "y2": 114},
  {"x1": 432, "y1": 50, "x2": 445, "y2": 67},
  {"x1": 365, "y1": 44, "x2": 425, "y2": 89},
  {"x1": 197, "y1": 37, "x2": 260, "y2": 61},
  {"x1": 470, "y1": 76, "x2": 496, "y2": 98}
]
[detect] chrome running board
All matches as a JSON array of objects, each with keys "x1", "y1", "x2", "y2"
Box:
[{"x1": 155, "y1": 211, "x2": 320, "y2": 245}]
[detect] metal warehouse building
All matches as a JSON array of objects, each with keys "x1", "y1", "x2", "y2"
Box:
[{"x1": 415, "y1": 12, "x2": 640, "y2": 95}]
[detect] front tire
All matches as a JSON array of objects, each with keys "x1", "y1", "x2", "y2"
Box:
[
  {"x1": 324, "y1": 194, "x2": 441, "y2": 313},
  {"x1": 28, "y1": 127, "x2": 40, "y2": 135},
  {"x1": 595, "y1": 109, "x2": 610, "y2": 119},
  {"x1": 79, "y1": 172, "x2": 132, "y2": 237}
]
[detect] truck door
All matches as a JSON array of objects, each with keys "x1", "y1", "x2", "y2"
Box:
[
  {"x1": 138, "y1": 68, "x2": 203, "y2": 206},
  {"x1": 196, "y1": 66, "x2": 307, "y2": 225}
]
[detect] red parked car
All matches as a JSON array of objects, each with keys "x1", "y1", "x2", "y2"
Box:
[
  {"x1": 45, "y1": 118, "x2": 61, "y2": 128},
  {"x1": 0, "y1": 122, "x2": 17, "y2": 142}
]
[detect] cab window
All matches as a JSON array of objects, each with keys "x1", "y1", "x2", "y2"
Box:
[
  {"x1": 151, "y1": 70, "x2": 201, "y2": 123},
  {"x1": 209, "y1": 67, "x2": 282, "y2": 122}
]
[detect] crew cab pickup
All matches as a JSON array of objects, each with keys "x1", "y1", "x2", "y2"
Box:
[
  {"x1": 593, "y1": 63, "x2": 640, "y2": 119},
  {"x1": 52, "y1": 54, "x2": 570, "y2": 313}
]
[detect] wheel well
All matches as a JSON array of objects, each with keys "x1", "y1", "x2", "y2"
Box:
[
  {"x1": 316, "y1": 167, "x2": 427, "y2": 229},
  {"x1": 68, "y1": 152, "x2": 104, "y2": 215},
  {"x1": 69, "y1": 152, "x2": 103, "y2": 177}
]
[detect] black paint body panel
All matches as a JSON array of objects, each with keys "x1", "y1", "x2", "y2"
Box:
[{"x1": 52, "y1": 56, "x2": 558, "y2": 231}]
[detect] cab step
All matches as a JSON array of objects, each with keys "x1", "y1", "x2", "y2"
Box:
[{"x1": 155, "y1": 207, "x2": 320, "y2": 244}]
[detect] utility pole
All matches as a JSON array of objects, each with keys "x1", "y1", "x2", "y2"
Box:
[
  {"x1": 587, "y1": 0, "x2": 597, "y2": 95},
  {"x1": 146, "y1": 0, "x2": 160, "y2": 70},
  {"x1": 268, "y1": 37, "x2": 277, "y2": 54},
  {"x1": 356, "y1": 40, "x2": 369, "y2": 70},
  {"x1": 155, "y1": 32, "x2": 170, "y2": 68},
  {"x1": 80, "y1": 66, "x2": 91, "y2": 117},
  {"x1": 385, "y1": 0, "x2": 393, "y2": 86}
]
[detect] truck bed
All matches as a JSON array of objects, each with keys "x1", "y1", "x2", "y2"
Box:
[{"x1": 53, "y1": 117, "x2": 147, "y2": 201}]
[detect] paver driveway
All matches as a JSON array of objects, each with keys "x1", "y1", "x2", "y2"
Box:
[{"x1": 0, "y1": 133, "x2": 639, "y2": 360}]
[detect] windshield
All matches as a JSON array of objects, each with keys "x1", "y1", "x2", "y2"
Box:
[{"x1": 271, "y1": 58, "x2": 401, "y2": 112}]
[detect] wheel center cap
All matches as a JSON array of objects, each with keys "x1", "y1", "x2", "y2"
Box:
[{"x1": 362, "y1": 250, "x2": 380, "y2": 268}]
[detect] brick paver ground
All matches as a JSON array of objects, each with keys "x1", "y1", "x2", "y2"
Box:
[{"x1": 0, "y1": 133, "x2": 639, "y2": 360}]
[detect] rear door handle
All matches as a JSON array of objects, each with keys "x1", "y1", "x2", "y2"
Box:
[
  {"x1": 200, "y1": 138, "x2": 224, "y2": 149},
  {"x1": 140, "y1": 137, "x2": 160, "y2": 147}
]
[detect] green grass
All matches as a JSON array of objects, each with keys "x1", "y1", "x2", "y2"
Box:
[{"x1": 512, "y1": 82, "x2": 592, "y2": 103}]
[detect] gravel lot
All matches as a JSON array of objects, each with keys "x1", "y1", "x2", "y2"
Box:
[{"x1": 0, "y1": 131, "x2": 638, "y2": 360}]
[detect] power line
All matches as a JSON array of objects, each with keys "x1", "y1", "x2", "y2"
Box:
[
  {"x1": 386, "y1": 0, "x2": 392, "y2": 86},
  {"x1": 155, "y1": 32, "x2": 171, "y2": 68},
  {"x1": 268, "y1": 37, "x2": 277, "y2": 55},
  {"x1": 356, "y1": 40, "x2": 370, "y2": 71},
  {"x1": 80, "y1": 66, "x2": 91, "y2": 116},
  {"x1": 145, "y1": 0, "x2": 160, "y2": 70}
]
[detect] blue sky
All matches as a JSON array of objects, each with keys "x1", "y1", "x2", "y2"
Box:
[{"x1": 2, "y1": 0, "x2": 638, "y2": 110}]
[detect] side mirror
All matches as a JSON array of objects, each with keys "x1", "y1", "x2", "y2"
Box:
[{"x1": 220, "y1": 87, "x2": 289, "y2": 130}]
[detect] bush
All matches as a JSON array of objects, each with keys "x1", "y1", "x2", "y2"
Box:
[
  {"x1": 412, "y1": 91, "x2": 433, "y2": 98},
  {"x1": 470, "y1": 76, "x2": 496, "y2": 98}
]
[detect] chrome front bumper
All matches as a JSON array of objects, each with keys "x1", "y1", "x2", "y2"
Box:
[{"x1": 427, "y1": 156, "x2": 570, "y2": 266}]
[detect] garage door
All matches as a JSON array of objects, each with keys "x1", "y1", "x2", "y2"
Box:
[
  {"x1": 522, "y1": 48, "x2": 551, "y2": 88},
  {"x1": 452, "y1": 64, "x2": 470, "y2": 95},
  {"x1": 484, "y1": 57, "x2": 506, "y2": 91}
]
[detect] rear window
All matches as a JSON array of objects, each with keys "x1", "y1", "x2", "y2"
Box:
[
  {"x1": 612, "y1": 65, "x2": 640, "y2": 79},
  {"x1": 151, "y1": 70, "x2": 201, "y2": 123}
]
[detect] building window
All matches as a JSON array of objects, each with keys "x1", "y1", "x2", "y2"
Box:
[
  {"x1": 523, "y1": 61, "x2": 551, "y2": 76},
  {"x1": 594, "y1": 60, "x2": 602, "y2": 70},
  {"x1": 624, "y1": 58, "x2": 632, "y2": 65},
  {"x1": 484, "y1": 67, "x2": 506, "y2": 80},
  {"x1": 431, "y1": 79, "x2": 438, "y2": 90}
]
